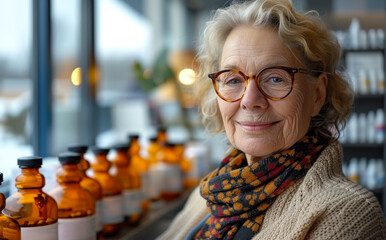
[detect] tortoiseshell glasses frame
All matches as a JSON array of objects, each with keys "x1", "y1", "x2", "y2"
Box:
[{"x1": 208, "y1": 66, "x2": 322, "y2": 102}]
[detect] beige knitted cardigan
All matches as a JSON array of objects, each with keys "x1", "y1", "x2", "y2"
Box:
[{"x1": 157, "y1": 140, "x2": 386, "y2": 240}]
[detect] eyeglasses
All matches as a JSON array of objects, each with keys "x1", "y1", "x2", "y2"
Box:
[{"x1": 208, "y1": 66, "x2": 322, "y2": 102}]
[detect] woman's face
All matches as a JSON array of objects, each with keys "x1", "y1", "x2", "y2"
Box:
[{"x1": 219, "y1": 25, "x2": 327, "y2": 164}]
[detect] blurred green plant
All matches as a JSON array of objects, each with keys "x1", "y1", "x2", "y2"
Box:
[
  {"x1": 131, "y1": 49, "x2": 195, "y2": 140},
  {"x1": 131, "y1": 49, "x2": 176, "y2": 92}
]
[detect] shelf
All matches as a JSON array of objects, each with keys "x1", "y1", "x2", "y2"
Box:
[
  {"x1": 105, "y1": 189, "x2": 194, "y2": 240},
  {"x1": 342, "y1": 143, "x2": 384, "y2": 160},
  {"x1": 354, "y1": 94, "x2": 384, "y2": 99},
  {"x1": 342, "y1": 143, "x2": 383, "y2": 148},
  {"x1": 352, "y1": 96, "x2": 384, "y2": 112},
  {"x1": 343, "y1": 48, "x2": 385, "y2": 53}
]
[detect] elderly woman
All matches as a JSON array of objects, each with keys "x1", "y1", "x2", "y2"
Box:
[{"x1": 158, "y1": 0, "x2": 386, "y2": 239}]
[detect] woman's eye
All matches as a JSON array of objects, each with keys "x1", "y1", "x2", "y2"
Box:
[
  {"x1": 270, "y1": 77, "x2": 283, "y2": 83},
  {"x1": 261, "y1": 75, "x2": 288, "y2": 85},
  {"x1": 225, "y1": 78, "x2": 242, "y2": 85}
]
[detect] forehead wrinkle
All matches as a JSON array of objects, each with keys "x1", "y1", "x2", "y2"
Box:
[
  {"x1": 220, "y1": 26, "x2": 301, "y2": 74},
  {"x1": 221, "y1": 55, "x2": 296, "y2": 74}
]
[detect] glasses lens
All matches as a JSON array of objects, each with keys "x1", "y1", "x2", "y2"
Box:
[
  {"x1": 215, "y1": 71, "x2": 246, "y2": 101},
  {"x1": 258, "y1": 68, "x2": 293, "y2": 99}
]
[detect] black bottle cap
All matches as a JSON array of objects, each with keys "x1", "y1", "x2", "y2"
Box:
[
  {"x1": 18, "y1": 156, "x2": 43, "y2": 168},
  {"x1": 164, "y1": 142, "x2": 176, "y2": 147},
  {"x1": 112, "y1": 143, "x2": 130, "y2": 151},
  {"x1": 0, "y1": 172, "x2": 3, "y2": 184},
  {"x1": 149, "y1": 136, "x2": 157, "y2": 142},
  {"x1": 174, "y1": 141, "x2": 185, "y2": 146},
  {"x1": 58, "y1": 152, "x2": 81, "y2": 164},
  {"x1": 128, "y1": 134, "x2": 139, "y2": 140},
  {"x1": 158, "y1": 126, "x2": 166, "y2": 132},
  {"x1": 91, "y1": 146, "x2": 110, "y2": 155},
  {"x1": 68, "y1": 145, "x2": 88, "y2": 154}
]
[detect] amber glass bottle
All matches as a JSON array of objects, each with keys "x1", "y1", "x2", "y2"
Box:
[
  {"x1": 90, "y1": 147, "x2": 123, "y2": 236},
  {"x1": 0, "y1": 172, "x2": 21, "y2": 240},
  {"x1": 3, "y1": 157, "x2": 58, "y2": 240},
  {"x1": 175, "y1": 142, "x2": 197, "y2": 189},
  {"x1": 111, "y1": 144, "x2": 142, "y2": 226},
  {"x1": 128, "y1": 134, "x2": 150, "y2": 212},
  {"x1": 147, "y1": 137, "x2": 163, "y2": 205},
  {"x1": 160, "y1": 143, "x2": 183, "y2": 200},
  {"x1": 156, "y1": 127, "x2": 168, "y2": 146},
  {"x1": 49, "y1": 152, "x2": 96, "y2": 240},
  {"x1": 68, "y1": 145, "x2": 103, "y2": 240},
  {"x1": 147, "y1": 137, "x2": 161, "y2": 165}
]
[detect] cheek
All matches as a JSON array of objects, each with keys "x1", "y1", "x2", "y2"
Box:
[
  {"x1": 279, "y1": 87, "x2": 313, "y2": 140},
  {"x1": 218, "y1": 99, "x2": 238, "y2": 141}
]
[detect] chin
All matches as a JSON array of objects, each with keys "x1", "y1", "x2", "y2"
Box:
[{"x1": 236, "y1": 140, "x2": 278, "y2": 159}]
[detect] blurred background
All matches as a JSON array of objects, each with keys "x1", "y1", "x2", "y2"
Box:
[{"x1": 0, "y1": 0, "x2": 385, "y2": 213}]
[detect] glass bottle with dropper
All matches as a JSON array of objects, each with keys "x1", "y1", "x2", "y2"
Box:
[
  {"x1": 68, "y1": 145, "x2": 103, "y2": 240},
  {"x1": 111, "y1": 143, "x2": 142, "y2": 226},
  {"x1": 90, "y1": 147, "x2": 123, "y2": 237},
  {"x1": 3, "y1": 157, "x2": 58, "y2": 240},
  {"x1": 49, "y1": 152, "x2": 96, "y2": 240},
  {"x1": 0, "y1": 172, "x2": 21, "y2": 240}
]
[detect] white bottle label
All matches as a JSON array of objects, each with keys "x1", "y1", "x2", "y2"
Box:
[
  {"x1": 163, "y1": 164, "x2": 183, "y2": 193},
  {"x1": 21, "y1": 222, "x2": 58, "y2": 240},
  {"x1": 96, "y1": 200, "x2": 103, "y2": 232},
  {"x1": 58, "y1": 215, "x2": 96, "y2": 240},
  {"x1": 123, "y1": 189, "x2": 142, "y2": 215},
  {"x1": 140, "y1": 172, "x2": 151, "y2": 199},
  {"x1": 102, "y1": 195, "x2": 124, "y2": 224},
  {"x1": 148, "y1": 165, "x2": 162, "y2": 199}
]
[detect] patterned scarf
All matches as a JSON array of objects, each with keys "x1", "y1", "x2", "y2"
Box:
[{"x1": 195, "y1": 129, "x2": 330, "y2": 239}]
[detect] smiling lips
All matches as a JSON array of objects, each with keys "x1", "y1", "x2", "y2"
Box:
[{"x1": 236, "y1": 120, "x2": 279, "y2": 131}]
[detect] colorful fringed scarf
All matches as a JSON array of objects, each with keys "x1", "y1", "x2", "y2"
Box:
[{"x1": 195, "y1": 129, "x2": 330, "y2": 239}]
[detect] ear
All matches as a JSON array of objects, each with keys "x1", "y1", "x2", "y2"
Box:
[{"x1": 311, "y1": 73, "x2": 328, "y2": 116}]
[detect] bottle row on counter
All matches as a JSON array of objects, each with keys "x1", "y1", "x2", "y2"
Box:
[
  {"x1": 343, "y1": 157, "x2": 385, "y2": 191},
  {"x1": 0, "y1": 128, "x2": 208, "y2": 240},
  {"x1": 339, "y1": 109, "x2": 385, "y2": 144}
]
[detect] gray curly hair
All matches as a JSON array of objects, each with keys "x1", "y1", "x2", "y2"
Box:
[{"x1": 195, "y1": 0, "x2": 354, "y2": 137}]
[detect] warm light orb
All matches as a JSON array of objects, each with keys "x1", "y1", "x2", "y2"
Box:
[
  {"x1": 178, "y1": 68, "x2": 196, "y2": 85},
  {"x1": 71, "y1": 67, "x2": 82, "y2": 86}
]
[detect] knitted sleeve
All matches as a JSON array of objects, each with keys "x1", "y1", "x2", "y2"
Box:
[
  {"x1": 156, "y1": 187, "x2": 208, "y2": 240},
  {"x1": 307, "y1": 184, "x2": 386, "y2": 240}
]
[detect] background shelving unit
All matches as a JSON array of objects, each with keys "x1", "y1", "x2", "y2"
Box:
[
  {"x1": 340, "y1": 47, "x2": 385, "y2": 211},
  {"x1": 286, "y1": 0, "x2": 386, "y2": 214}
]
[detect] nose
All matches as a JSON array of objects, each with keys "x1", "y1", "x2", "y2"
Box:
[{"x1": 240, "y1": 78, "x2": 269, "y2": 110}]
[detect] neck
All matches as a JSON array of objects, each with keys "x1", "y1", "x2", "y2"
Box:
[{"x1": 246, "y1": 154, "x2": 264, "y2": 165}]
